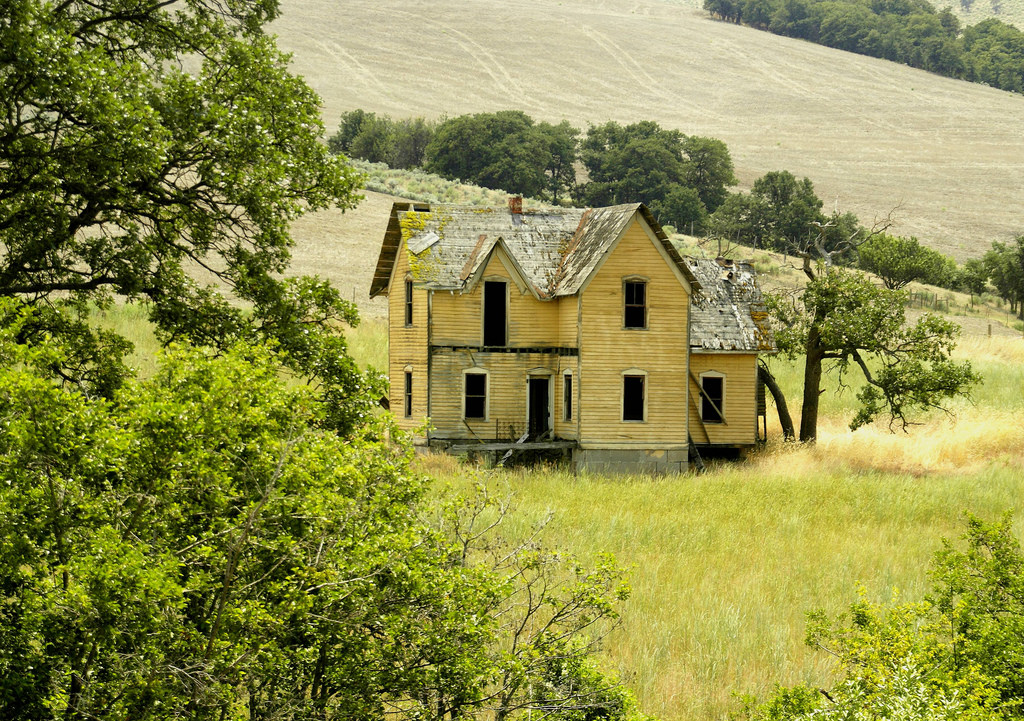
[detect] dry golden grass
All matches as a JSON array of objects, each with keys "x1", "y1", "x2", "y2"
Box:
[
  {"x1": 412, "y1": 329, "x2": 1024, "y2": 721},
  {"x1": 273, "y1": 0, "x2": 1024, "y2": 261}
]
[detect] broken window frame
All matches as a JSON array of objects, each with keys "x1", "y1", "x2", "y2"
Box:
[{"x1": 700, "y1": 371, "x2": 725, "y2": 424}]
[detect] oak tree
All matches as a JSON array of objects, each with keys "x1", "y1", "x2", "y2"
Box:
[{"x1": 0, "y1": 0, "x2": 373, "y2": 430}]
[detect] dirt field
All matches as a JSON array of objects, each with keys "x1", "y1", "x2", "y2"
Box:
[{"x1": 272, "y1": 0, "x2": 1024, "y2": 267}]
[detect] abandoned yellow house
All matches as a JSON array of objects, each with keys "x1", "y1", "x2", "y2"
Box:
[{"x1": 369, "y1": 197, "x2": 776, "y2": 473}]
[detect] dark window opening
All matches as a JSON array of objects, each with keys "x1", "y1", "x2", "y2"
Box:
[
  {"x1": 624, "y1": 281, "x2": 646, "y2": 329},
  {"x1": 623, "y1": 374, "x2": 645, "y2": 421},
  {"x1": 483, "y1": 281, "x2": 507, "y2": 346},
  {"x1": 528, "y1": 377, "x2": 549, "y2": 438},
  {"x1": 404, "y1": 279, "x2": 414, "y2": 326},
  {"x1": 404, "y1": 371, "x2": 413, "y2": 418},
  {"x1": 563, "y1": 374, "x2": 573, "y2": 421},
  {"x1": 465, "y1": 373, "x2": 487, "y2": 419},
  {"x1": 702, "y1": 376, "x2": 724, "y2": 424}
]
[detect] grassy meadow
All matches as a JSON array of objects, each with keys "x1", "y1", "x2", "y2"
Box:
[
  {"x1": 339, "y1": 295, "x2": 1024, "y2": 721},
  {"x1": 92, "y1": 284, "x2": 1023, "y2": 721},
  {"x1": 414, "y1": 337, "x2": 1024, "y2": 721}
]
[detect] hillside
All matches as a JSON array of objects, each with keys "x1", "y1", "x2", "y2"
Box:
[{"x1": 272, "y1": 0, "x2": 1024, "y2": 262}]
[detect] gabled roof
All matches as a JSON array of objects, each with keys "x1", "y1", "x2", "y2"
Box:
[
  {"x1": 369, "y1": 200, "x2": 698, "y2": 299},
  {"x1": 686, "y1": 257, "x2": 777, "y2": 353}
]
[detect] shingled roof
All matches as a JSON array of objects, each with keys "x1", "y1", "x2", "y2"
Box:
[
  {"x1": 685, "y1": 257, "x2": 776, "y2": 353},
  {"x1": 369, "y1": 200, "x2": 698, "y2": 299}
]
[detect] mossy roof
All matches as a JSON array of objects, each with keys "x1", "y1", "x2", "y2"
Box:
[
  {"x1": 369, "y1": 201, "x2": 697, "y2": 299},
  {"x1": 685, "y1": 257, "x2": 777, "y2": 353}
]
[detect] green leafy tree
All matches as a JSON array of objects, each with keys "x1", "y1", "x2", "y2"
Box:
[
  {"x1": 958, "y1": 258, "x2": 989, "y2": 297},
  {"x1": 982, "y1": 237, "x2": 1024, "y2": 318},
  {"x1": 0, "y1": 0, "x2": 372, "y2": 431},
  {"x1": 932, "y1": 513, "x2": 1024, "y2": 715},
  {"x1": 740, "y1": 515, "x2": 1024, "y2": 721},
  {"x1": 858, "y1": 234, "x2": 952, "y2": 290},
  {"x1": 329, "y1": 110, "x2": 437, "y2": 170},
  {"x1": 710, "y1": 171, "x2": 830, "y2": 253},
  {"x1": 425, "y1": 111, "x2": 578, "y2": 202},
  {"x1": 681, "y1": 136, "x2": 737, "y2": 213},
  {"x1": 768, "y1": 265, "x2": 977, "y2": 442},
  {"x1": 0, "y1": 310, "x2": 642, "y2": 721},
  {"x1": 580, "y1": 122, "x2": 736, "y2": 221}
]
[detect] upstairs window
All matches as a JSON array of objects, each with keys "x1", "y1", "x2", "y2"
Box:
[
  {"x1": 464, "y1": 372, "x2": 487, "y2": 420},
  {"x1": 701, "y1": 374, "x2": 725, "y2": 424},
  {"x1": 404, "y1": 278, "x2": 414, "y2": 326},
  {"x1": 483, "y1": 280, "x2": 507, "y2": 346},
  {"x1": 624, "y1": 280, "x2": 647, "y2": 329},
  {"x1": 622, "y1": 373, "x2": 645, "y2": 422}
]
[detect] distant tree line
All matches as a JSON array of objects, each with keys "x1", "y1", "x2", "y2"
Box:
[
  {"x1": 704, "y1": 0, "x2": 1024, "y2": 94},
  {"x1": 330, "y1": 109, "x2": 1022, "y2": 316},
  {"x1": 328, "y1": 110, "x2": 736, "y2": 231}
]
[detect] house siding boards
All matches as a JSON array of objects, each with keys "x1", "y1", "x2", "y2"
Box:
[
  {"x1": 688, "y1": 353, "x2": 758, "y2": 446},
  {"x1": 370, "y1": 199, "x2": 775, "y2": 474},
  {"x1": 387, "y1": 239, "x2": 429, "y2": 435},
  {"x1": 578, "y1": 220, "x2": 689, "y2": 449},
  {"x1": 428, "y1": 351, "x2": 560, "y2": 439}
]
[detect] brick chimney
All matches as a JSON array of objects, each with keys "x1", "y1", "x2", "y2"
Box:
[{"x1": 508, "y1": 195, "x2": 523, "y2": 215}]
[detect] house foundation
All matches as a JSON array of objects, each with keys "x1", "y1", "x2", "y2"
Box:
[{"x1": 573, "y1": 448, "x2": 689, "y2": 475}]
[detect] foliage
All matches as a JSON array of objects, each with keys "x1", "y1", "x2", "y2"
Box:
[
  {"x1": 740, "y1": 516, "x2": 1024, "y2": 721},
  {"x1": 768, "y1": 266, "x2": 977, "y2": 440},
  {"x1": 0, "y1": 0, "x2": 371, "y2": 432},
  {"x1": 704, "y1": 0, "x2": 1024, "y2": 96},
  {"x1": 982, "y1": 237, "x2": 1024, "y2": 318},
  {"x1": 709, "y1": 171, "x2": 861, "y2": 258},
  {"x1": 580, "y1": 120, "x2": 736, "y2": 226},
  {"x1": 0, "y1": 312, "x2": 640, "y2": 720},
  {"x1": 932, "y1": 512, "x2": 1024, "y2": 715},
  {"x1": 328, "y1": 109, "x2": 437, "y2": 169},
  {"x1": 858, "y1": 234, "x2": 954, "y2": 290},
  {"x1": 958, "y1": 258, "x2": 990, "y2": 296},
  {"x1": 425, "y1": 111, "x2": 580, "y2": 203}
]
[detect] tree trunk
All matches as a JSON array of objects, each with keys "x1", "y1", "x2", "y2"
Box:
[
  {"x1": 799, "y1": 326, "x2": 825, "y2": 443},
  {"x1": 758, "y1": 363, "x2": 795, "y2": 441}
]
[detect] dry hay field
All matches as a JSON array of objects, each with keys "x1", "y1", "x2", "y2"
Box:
[{"x1": 272, "y1": 0, "x2": 1024, "y2": 278}]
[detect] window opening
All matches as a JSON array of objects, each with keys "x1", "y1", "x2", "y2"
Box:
[
  {"x1": 624, "y1": 280, "x2": 646, "y2": 329},
  {"x1": 404, "y1": 371, "x2": 413, "y2": 418},
  {"x1": 563, "y1": 373, "x2": 573, "y2": 421},
  {"x1": 464, "y1": 372, "x2": 487, "y2": 419},
  {"x1": 528, "y1": 377, "x2": 550, "y2": 438},
  {"x1": 701, "y1": 375, "x2": 724, "y2": 424},
  {"x1": 404, "y1": 279, "x2": 413, "y2": 326},
  {"x1": 483, "y1": 280, "x2": 507, "y2": 346},
  {"x1": 623, "y1": 374, "x2": 645, "y2": 421}
]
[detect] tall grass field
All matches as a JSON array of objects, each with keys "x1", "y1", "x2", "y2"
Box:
[
  {"x1": 363, "y1": 308, "x2": 1023, "y2": 720},
  {"x1": 95, "y1": 297, "x2": 1023, "y2": 721}
]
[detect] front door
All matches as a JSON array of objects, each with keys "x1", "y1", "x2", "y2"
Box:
[{"x1": 528, "y1": 377, "x2": 550, "y2": 439}]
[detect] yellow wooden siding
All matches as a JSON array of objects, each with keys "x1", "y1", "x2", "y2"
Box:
[
  {"x1": 552, "y1": 354, "x2": 580, "y2": 440},
  {"x1": 430, "y1": 251, "x2": 561, "y2": 347},
  {"x1": 429, "y1": 350, "x2": 561, "y2": 439},
  {"x1": 688, "y1": 353, "x2": 758, "y2": 446},
  {"x1": 387, "y1": 242, "x2": 429, "y2": 434},
  {"x1": 578, "y1": 218, "x2": 690, "y2": 447}
]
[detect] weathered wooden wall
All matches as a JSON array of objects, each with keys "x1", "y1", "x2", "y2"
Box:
[
  {"x1": 687, "y1": 352, "x2": 758, "y2": 446},
  {"x1": 387, "y1": 239, "x2": 429, "y2": 436},
  {"x1": 577, "y1": 215, "x2": 690, "y2": 449}
]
